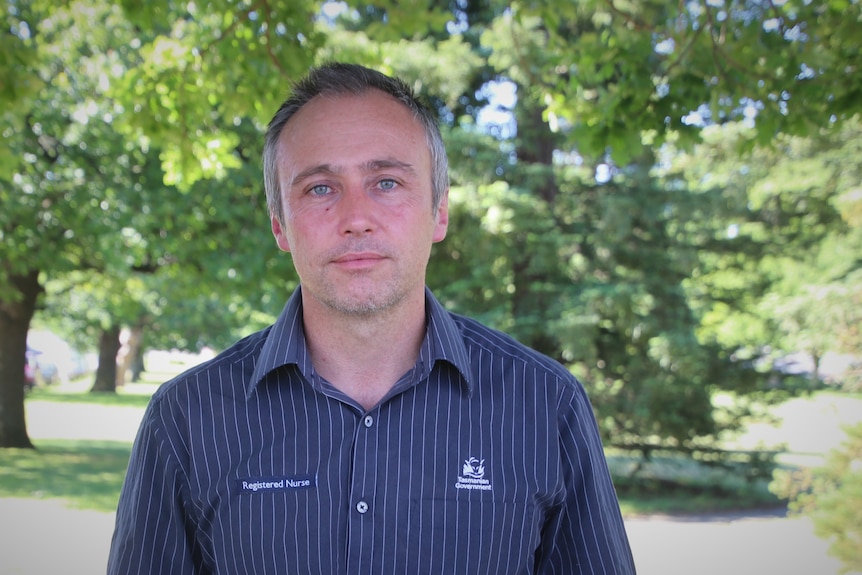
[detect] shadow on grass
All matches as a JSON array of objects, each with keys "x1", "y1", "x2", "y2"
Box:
[{"x1": 0, "y1": 439, "x2": 131, "y2": 512}]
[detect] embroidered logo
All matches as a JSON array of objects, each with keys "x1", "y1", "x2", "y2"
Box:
[
  {"x1": 455, "y1": 457, "x2": 492, "y2": 491},
  {"x1": 463, "y1": 457, "x2": 485, "y2": 478}
]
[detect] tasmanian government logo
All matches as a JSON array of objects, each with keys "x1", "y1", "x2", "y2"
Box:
[{"x1": 455, "y1": 457, "x2": 492, "y2": 491}]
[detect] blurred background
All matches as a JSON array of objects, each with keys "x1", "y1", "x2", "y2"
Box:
[{"x1": 1, "y1": 0, "x2": 860, "y2": 573}]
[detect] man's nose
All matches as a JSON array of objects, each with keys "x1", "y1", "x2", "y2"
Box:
[{"x1": 337, "y1": 184, "x2": 376, "y2": 236}]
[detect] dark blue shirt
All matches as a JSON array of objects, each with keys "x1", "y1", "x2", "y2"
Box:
[{"x1": 108, "y1": 287, "x2": 635, "y2": 574}]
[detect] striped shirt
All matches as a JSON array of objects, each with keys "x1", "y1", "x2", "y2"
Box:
[{"x1": 108, "y1": 287, "x2": 635, "y2": 574}]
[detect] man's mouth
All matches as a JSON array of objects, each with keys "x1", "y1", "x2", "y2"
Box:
[{"x1": 332, "y1": 252, "x2": 385, "y2": 269}]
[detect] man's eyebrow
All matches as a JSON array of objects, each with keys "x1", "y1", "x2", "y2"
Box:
[
  {"x1": 362, "y1": 159, "x2": 416, "y2": 175},
  {"x1": 290, "y1": 159, "x2": 416, "y2": 187},
  {"x1": 290, "y1": 164, "x2": 340, "y2": 186}
]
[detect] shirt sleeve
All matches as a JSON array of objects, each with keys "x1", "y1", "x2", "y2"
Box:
[
  {"x1": 536, "y1": 381, "x2": 637, "y2": 574},
  {"x1": 107, "y1": 400, "x2": 204, "y2": 575}
]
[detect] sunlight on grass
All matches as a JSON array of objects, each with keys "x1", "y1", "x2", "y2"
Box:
[
  {"x1": 3, "y1": 358, "x2": 188, "y2": 513},
  {"x1": 26, "y1": 387, "x2": 155, "y2": 408},
  {"x1": 0, "y1": 439, "x2": 132, "y2": 512}
]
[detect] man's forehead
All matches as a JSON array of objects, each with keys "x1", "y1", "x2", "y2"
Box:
[
  {"x1": 280, "y1": 91, "x2": 423, "y2": 140},
  {"x1": 276, "y1": 94, "x2": 429, "y2": 177}
]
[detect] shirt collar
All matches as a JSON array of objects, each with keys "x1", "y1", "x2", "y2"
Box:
[
  {"x1": 248, "y1": 286, "x2": 473, "y2": 399},
  {"x1": 420, "y1": 287, "x2": 473, "y2": 393},
  {"x1": 247, "y1": 286, "x2": 311, "y2": 399}
]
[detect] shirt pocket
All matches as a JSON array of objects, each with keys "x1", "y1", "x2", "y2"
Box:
[{"x1": 405, "y1": 497, "x2": 540, "y2": 575}]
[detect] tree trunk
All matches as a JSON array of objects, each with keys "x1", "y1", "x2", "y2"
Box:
[
  {"x1": 0, "y1": 268, "x2": 42, "y2": 448},
  {"x1": 509, "y1": 90, "x2": 563, "y2": 359},
  {"x1": 130, "y1": 344, "x2": 146, "y2": 382},
  {"x1": 90, "y1": 325, "x2": 121, "y2": 393},
  {"x1": 811, "y1": 349, "x2": 822, "y2": 386},
  {"x1": 116, "y1": 324, "x2": 144, "y2": 387}
]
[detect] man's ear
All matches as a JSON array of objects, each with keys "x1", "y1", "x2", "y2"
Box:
[
  {"x1": 433, "y1": 191, "x2": 449, "y2": 243},
  {"x1": 271, "y1": 216, "x2": 291, "y2": 252}
]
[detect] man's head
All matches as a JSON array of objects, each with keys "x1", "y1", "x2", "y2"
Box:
[{"x1": 263, "y1": 63, "x2": 449, "y2": 227}]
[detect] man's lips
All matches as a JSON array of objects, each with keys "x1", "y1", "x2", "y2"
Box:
[{"x1": 331, "y1": 252, "x2": 386, "y2": 268}]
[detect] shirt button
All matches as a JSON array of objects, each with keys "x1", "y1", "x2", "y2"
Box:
[
  {"x1": 364, "y1": 415, "x2": 374, "y2": 428},
  {"x1": 356, "y1": 500, "x2": 369, "y2": 514}
]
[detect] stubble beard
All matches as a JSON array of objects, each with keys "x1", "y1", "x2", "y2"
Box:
[
  {"x1": 312, "y1": 241, "x2": 410, "y2": 318},
  {"x1": 299, "y1": 237, "x2": 429, "y2": 319},
  {"x1": 314, "y1": 273, "x2": 411, "y2": 318}
]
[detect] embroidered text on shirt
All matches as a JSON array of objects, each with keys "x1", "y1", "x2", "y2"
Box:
[
  {"x1": 455, "y1": 457, "x2": 492, "y2": 491},
  {"x1": 236, "y1": 475, "x2": 315, "y2": 493}
]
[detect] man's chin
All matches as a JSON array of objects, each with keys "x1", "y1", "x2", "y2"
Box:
[{"x1": 324, "y1": 287, "x2": 404, "y2": 317}]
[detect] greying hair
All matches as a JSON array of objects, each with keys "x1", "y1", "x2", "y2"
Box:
[{"x1": 263, "y1": 63, "x2": 449, "y2": 225}]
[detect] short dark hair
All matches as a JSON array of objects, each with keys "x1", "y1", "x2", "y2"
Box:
[{"x1": 263, "y1": 63, "x2": 449, "y2": 225}]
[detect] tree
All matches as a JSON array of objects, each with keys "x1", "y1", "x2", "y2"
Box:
[
  {"x1": 9, "y1": 1, "x2": 858, "y2": 184},
  {"x1": 759, "y1": 119, "x2": 862, "y2": 380},
  {"x1": 428, "y1": 1, "x2": 860, "y2": 457},
  {"x1": 771, "y1": 423, "x2": 862, "y2": 574},
  {"x1": 1, "y1": 1, "x2": 148, "y2": 445},
  {"x1": 37, "y1": 116, "x2": 298, "y2": 393},
  {"x1": 0, "y1": 0, "x2": 312, "y2": 445},
  {"x1": 4, "y1": 0, "x2": 861, "y2": 452},
  {"x1": 665, "y1": 118, "x2": 862, "y2": 384},
  {"x1": 429, "y1": 5, "x2": 736, "y2": 456},
  {"x1": 514, "y1": 0, "x2": 861, "y2": 162}
]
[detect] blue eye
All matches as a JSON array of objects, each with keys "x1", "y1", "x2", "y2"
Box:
[
  {"x1": 310, "y1": 184, "x2": 331, "y2": 196},
  {"x1": 379, "y1": 179, "x2": 397, "y2": 190}
]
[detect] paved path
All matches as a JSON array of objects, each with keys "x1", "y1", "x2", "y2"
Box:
[
  {"x1": 1, "y1": 498, "x2": 116, "y2": 575},
  {"x1": 0, "y1": 498, "x2": 846, "y2": 574},
  {"x1": 626, "y1": 508, "x2": 844, "y2": 575}
]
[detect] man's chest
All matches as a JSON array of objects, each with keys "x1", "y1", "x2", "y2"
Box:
[{"x1": 184, "y1": 380, "x2": 563, "y2": 574}]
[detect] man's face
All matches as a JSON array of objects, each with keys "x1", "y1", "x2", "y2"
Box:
[{"x1": 271, "y1": 90, "x2": 449, "y2": 317}]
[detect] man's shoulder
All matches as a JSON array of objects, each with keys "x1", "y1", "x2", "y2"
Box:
[
  {"x1": 447, "y1": 311, "x2": 575, "y2": 383},
  {"x1": 149, "y1": 327, "x2": 272, "y2": 406}
]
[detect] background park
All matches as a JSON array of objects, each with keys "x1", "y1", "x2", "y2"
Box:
[{"x1": 1, "y1": 0, "x2": 861, "y2": 573}]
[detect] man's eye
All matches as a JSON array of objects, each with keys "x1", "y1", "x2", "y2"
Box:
[
  {"x1": 378, "y1": 179, "x2": 397, "y2": 191},
  {"x1": 309, "y1": 184, "x2": 331, "y2": 196}
]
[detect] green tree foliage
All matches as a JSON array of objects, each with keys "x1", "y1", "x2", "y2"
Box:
[
  {"x1": 771, "y1": 423, "x2": 862, "y2": 574},
  {"x1": 2, "y1": 0, "x2": 861, "y2": 454},
  {"x1": 665, "y1": 118, "x2": 862, "y2": 383},
  {"x1": 1, "y1": 0, "x2": 298, "y2": 444},
  {"x1": 105, "y1": 0, "x2": 325, "y2": 189},
  {"x1": 2, "y1": 0, "x2": 148, "y2": 444},
  {"x1": 513, "y1": 0, "x2": 862, "y2": 162},
  {"x1": 434, "y1": 1, "x2": 860, "y2": 459},
  {"x1": 761, "y1": 120, "x2": 862, "y2": 376},
  {"x1": 430, "y1": 4, "x2": 755, "y2": 456}
]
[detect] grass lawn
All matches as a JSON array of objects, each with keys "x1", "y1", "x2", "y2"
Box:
[
  {"x1": 3, "y1": 363, "x2": 861, "y2": 516},
  {"x1": 0, "y1": 440, "x2": 132, "y2": 512},
  {"x1": 0, "y1": 358, "x2": 187, "y2": 512}
]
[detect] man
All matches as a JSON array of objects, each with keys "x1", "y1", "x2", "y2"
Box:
[{"x1": 108, "y1": 62, "x2": 636, "y2": 574}]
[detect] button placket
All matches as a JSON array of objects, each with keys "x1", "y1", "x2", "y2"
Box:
[
  {"x1": 349, "y1": 411, "x2": 378, "y2": 524},
  {"x1": 345, "y1": 406, "x2": 389, "y2": 567},
  {"x1": 355, "y1": 415, "x2": 374, "y2": 515}
]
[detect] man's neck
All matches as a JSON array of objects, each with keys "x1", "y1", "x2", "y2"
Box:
[{"x1": 300, "y1": 290, "x2": 427, "y2": 411}]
